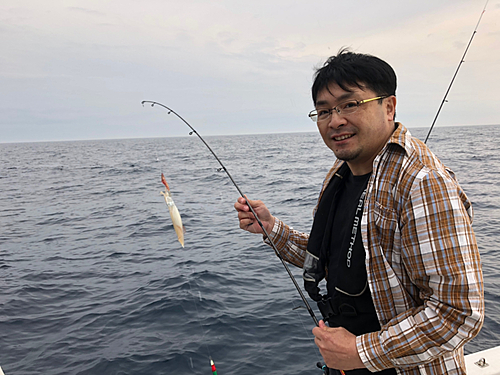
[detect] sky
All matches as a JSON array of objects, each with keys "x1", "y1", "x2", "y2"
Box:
[{"x1": 1, "y1": 0, "x2": 499, "y2": 143}]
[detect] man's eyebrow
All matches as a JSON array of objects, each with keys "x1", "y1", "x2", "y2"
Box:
[
  {"x1": 315, "y1": 92, "x2": 355, "y2": 107},
  {"x1": 336, "y1": 92, "x2": 355, "y2": 101},
  {"x1": 315, "y1": 100, "x2": 330, "y2": 107}
]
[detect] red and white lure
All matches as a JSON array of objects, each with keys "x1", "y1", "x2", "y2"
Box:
[{"x1": 160, "y1": 173, "x2": 185, "y2": 247}]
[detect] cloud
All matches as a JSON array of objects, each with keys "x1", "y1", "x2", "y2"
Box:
[
  {"x1": 0, "y1": 0, "x2": 498, "y2": 143},
  {"x1": 66, "y1": 6, "x2": 108, "y2": 17}
]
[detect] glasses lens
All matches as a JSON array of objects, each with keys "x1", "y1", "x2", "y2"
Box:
[
  {"x1": 338, "y1": 100, "x2": 359, "y2": 114},
  {"x1": 317, "y1": 109, "x2": 331, "y2": 122},
  {"x1": 308, "y1": 110, "x2": 318, "y2": 122}
]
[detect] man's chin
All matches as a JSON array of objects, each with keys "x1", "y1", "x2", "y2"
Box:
[{"x1": 333, "y1": 150, "x2": 360, "y2": 162}]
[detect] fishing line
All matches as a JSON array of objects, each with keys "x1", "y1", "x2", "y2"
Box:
[
  {"x1": 186, "y1": 266, "x2": 214, "y2": 371},
  {"x1": 424, "y1": 0, "x2": 489, "y2": 144},
  {"x1": 290, "y1": 296, "x2": 325, "y2": 366},
  {"x1": 142, "y1": 100, "x2": 320, "y2": 327}
]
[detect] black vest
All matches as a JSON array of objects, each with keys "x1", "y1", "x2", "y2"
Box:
[{"x1": 304, "y1": 164, "x2": 396, "y2": 374}]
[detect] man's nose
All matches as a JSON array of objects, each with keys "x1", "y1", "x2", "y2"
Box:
[{"x1": 326, "y1": 110, "x2": 347, "y2": 128}]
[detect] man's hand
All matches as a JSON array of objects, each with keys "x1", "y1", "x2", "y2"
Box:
[
  {"x1": 234, "y1": 196, "x2": 275, "y2": 235},
  {"x1": 313, "y1": 320, "x2": 365, "y2": 371}
]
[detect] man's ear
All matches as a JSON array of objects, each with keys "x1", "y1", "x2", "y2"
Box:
[{"x1": 386, "y1": 95, "x2": 397, "y2": 121}]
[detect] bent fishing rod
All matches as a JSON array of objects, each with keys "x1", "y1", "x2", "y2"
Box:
[
  {"x1": 424, "y1": 0, "x2": 488, "y2": 144},
  {"x1": 142, "y1": 100, "x2": 320, "y2": 327}
]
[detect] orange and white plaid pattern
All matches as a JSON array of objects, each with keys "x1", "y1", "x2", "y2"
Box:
[{"x1": 264, "y1": 123, "x2": 484, "y2": 375}]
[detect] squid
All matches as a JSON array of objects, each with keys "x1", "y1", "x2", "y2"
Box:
[{"x1": 160, "y1": 173, "x2": 185, "y2": 247}]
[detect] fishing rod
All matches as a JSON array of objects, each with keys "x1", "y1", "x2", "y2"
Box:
[
  {"x1": 142, "y1": 100, "x2": 320, "y2": 327},
  {"x1": 424, "y1": 0, "x2": 488, "y2": 144}
]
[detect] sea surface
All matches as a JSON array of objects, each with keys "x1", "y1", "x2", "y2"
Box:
[{"x1": 1, "y1": 125, "x2": 499, "y2": 375}]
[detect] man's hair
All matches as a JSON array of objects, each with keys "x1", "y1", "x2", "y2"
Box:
[{"x1": 312, "y1": 48, "x2": 397, "y2": 104}]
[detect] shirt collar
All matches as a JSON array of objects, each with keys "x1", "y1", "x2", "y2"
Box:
[{"x1": 387, "y1": 122, "x2": 414, "y2": 156}]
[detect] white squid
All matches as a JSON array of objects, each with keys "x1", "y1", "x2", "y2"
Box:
[{"x1": 160, "y1": 173, "x2": 185, "y2": 247}]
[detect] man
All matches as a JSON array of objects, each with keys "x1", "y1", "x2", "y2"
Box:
[{"x1": 234, "y1": 49, "x2": 484, "y2": 374}]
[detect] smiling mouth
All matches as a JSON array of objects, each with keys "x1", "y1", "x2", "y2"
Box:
[{"x1": 333, "y1": 134, "x2": 354, "y2": 141}]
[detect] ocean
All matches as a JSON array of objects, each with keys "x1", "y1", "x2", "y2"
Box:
[{"x1": 1, "y1": 125, "x2": 499, "y2": 375}]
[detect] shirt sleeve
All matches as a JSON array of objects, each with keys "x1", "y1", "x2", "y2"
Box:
[
  {"x1": 357, "y1": 168, "x2": 484, "y2": 371},
  {"x1": 263, "y1": 217, "x2": 309, "y2": 268}
]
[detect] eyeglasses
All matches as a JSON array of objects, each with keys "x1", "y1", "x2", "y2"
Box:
[{"x1": 308, "y1": 96, "x2": 388, "y2": 123}]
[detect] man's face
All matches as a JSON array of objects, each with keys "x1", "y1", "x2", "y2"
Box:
[{"x1": 315, "y1": 83, "x2": 396, "y2": 175}]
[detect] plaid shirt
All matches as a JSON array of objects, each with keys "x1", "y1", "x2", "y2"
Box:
[{"x1": 265, "y1": 123, "x2": 484, "y2": 374}]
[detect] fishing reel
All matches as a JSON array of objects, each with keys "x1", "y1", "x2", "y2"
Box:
[{"x1": 317, "y1": 362, "x2": 330, "y2": 374}]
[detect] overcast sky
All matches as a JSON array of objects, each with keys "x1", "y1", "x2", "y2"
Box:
[{"x1": 1, "y1": 0, "x2": 499, "y2": 143}]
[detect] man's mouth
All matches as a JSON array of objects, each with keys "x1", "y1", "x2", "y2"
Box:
[{"x1": 333, "y1": 134, "x2": 354, "y2": 141}]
